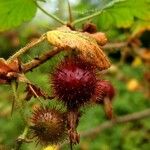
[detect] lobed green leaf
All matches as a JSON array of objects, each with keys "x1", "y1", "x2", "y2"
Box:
[
  {"x1": 98, "y1": 0, "x2": 150, "y2": 30},
  {"x1": 0, "y1": 0, "x2": 37, "y2": 31}
]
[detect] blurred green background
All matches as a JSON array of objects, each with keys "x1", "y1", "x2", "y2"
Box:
[{"x1": 0, "y1": 0, "x2": 150, "y2": 150}]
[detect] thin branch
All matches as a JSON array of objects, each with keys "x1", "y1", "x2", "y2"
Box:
[
  {"x1": 35, "y1": 1, "x2": 66, "y2": 25},
  {"x1": 22, "y1": 47, "x2": 64, "y2": 73},
  {"x1": 7, "y1": 34, "x2": 46, "y2": 63},
  {"x1": 103, "y1": 42, "x2": 127, "y2": 50},
  {"x1": 72, "y1": 9, "x2": 103, "y2": 26},
  {"x1": 6, "y1": 41, "x2": 128, "y2": 74},
  {"x1": 67, "y1": 0, "x2": 73, "y2": 23},
  {"x1": 59, "y1": 108, "x2": 150, "y2": 148},
  {"x1": 28, "y1": 84, "x2": 46, "y2": 108},
  {"x1": 71, "y1": 1, "x2": 120, "y2": 26},
  {"x1": 81, "y1": 108, "x2": 150, "y2": 138},
  {"x1": 22, "y1": 42, "x2": 128, "y2": 73}
]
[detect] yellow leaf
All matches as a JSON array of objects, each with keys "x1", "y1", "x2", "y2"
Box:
[{"x1": 46, "y1": 29, "x2": 111, "y2": 70}]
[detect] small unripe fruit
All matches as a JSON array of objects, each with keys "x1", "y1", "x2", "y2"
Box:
[
  {"x1": 51, "y1": 57, "x2": 97, "y2": 109},
  {"x1": 30, "y1": 107, "x2": 66, "y2": 145},
  {"x1": 93, "y1": 80, "x2": 115, "y2": 103},
  {"x1": 93, "y1": 80, "x2": 115, "y2": 119}
]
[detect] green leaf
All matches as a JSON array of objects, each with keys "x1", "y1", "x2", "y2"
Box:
[
  {"x1": 98, "y1": 0, "x2": 150, "y2": 30},
  {"x1": 0, "y1": 0, "x2": 37, "y2": 31}
]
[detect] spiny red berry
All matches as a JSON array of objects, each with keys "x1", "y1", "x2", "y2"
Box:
[
  {"x1": 93, "y1": 80, "x2": 115, "y2": 104},
  {"x1": 51, "y1": 57, "x2": 97, "y2": 109},
  {"x1": 30, "y1": 107, "x2": 67, "y2": 145},
  {"x1": 93, "y1": 80, "x2": 115, "y2": 119}
]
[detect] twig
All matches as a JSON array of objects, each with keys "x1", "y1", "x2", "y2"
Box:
[
  {"x1": 59, "y1": 108, "x2": 150, "y2": 148},
  {"x1": 22, "y1": 42, "x2": 128, "y2": 73},
  {"x1": 23, "y1": 41, "x2": 128, "y2": 73},
  {"x1": 72, "y1": 9, "x2": 103, "y2": 26},
  {"x1": 103, "y1": 42, "x2": 127, "y2": 50},
  {"x1": 22, "y1": 47, "x2": 64, "y2": 73},
  {"x1": 35, "y1": 1, "x2": 66, "y2": 25},
  {"x1": 7, "y1": 34, "x2": 46, "y2": 63},
  {"x1": 71, "y1": 1, "x2": 121, "y2": 26},
  {"x1": 67, "y1": 0, "x2": 73, "y2": 24},
  {"x1": 81, "y1": 108, "x2": 150, "y2": 138},
  {"x1": 28, "y1": 84, "x2": 45, "y2": 107}
]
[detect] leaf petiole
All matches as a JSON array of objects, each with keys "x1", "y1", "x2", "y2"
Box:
[
  {"x1": 35, "y1": 1, "x2": 66, "y2": 25},
  {"x1": 71, "y1": 0, "x2": 124, "y2": 26}
]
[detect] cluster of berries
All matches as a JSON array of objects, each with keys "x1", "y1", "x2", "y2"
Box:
[{"x1": 31, "y1": 56, "x2": 115, "y2": 147}]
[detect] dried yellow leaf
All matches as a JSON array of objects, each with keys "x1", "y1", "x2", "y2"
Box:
[{"x1": 46, "y1": 30, "x2": 111, "y2": 70}]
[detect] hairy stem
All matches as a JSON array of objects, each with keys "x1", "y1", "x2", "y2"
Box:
[
  {"x1": 35, "y1": 1, "x2": 66, "y2": 25},
  {"x1": 23, "y1": 47, "x2": 64, "y2": 73},
  {"x1": 72, "y1": 9, "x2": 103, "y2": 26},
  {"x1": 28, "y1": 84, "x2": 45, "y2": 107},
  {"x1": 71, "y1": 1, "x2": 116, "y2": 26},
  {"x1": 103, "y1": 42, "x2": 127, "y2": 50},
  {"x1": 6, "y1": 41, "x2": 127, "y2": 75},
  {"x1": 67, "y1": 0, "x2": 73, "y2": 24},
  {"x1": 11, "y1": 81, "x2": 26, "y2": 123},
  {"x1": 21, "y1": 42, "x2": 128, "y2": 73},
  {"x1": 21, "y1": 42, "x2": 127, "y2": 73},
  {"x1": 7, "y1": 34, "x2": 46, "y2": 63}
]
